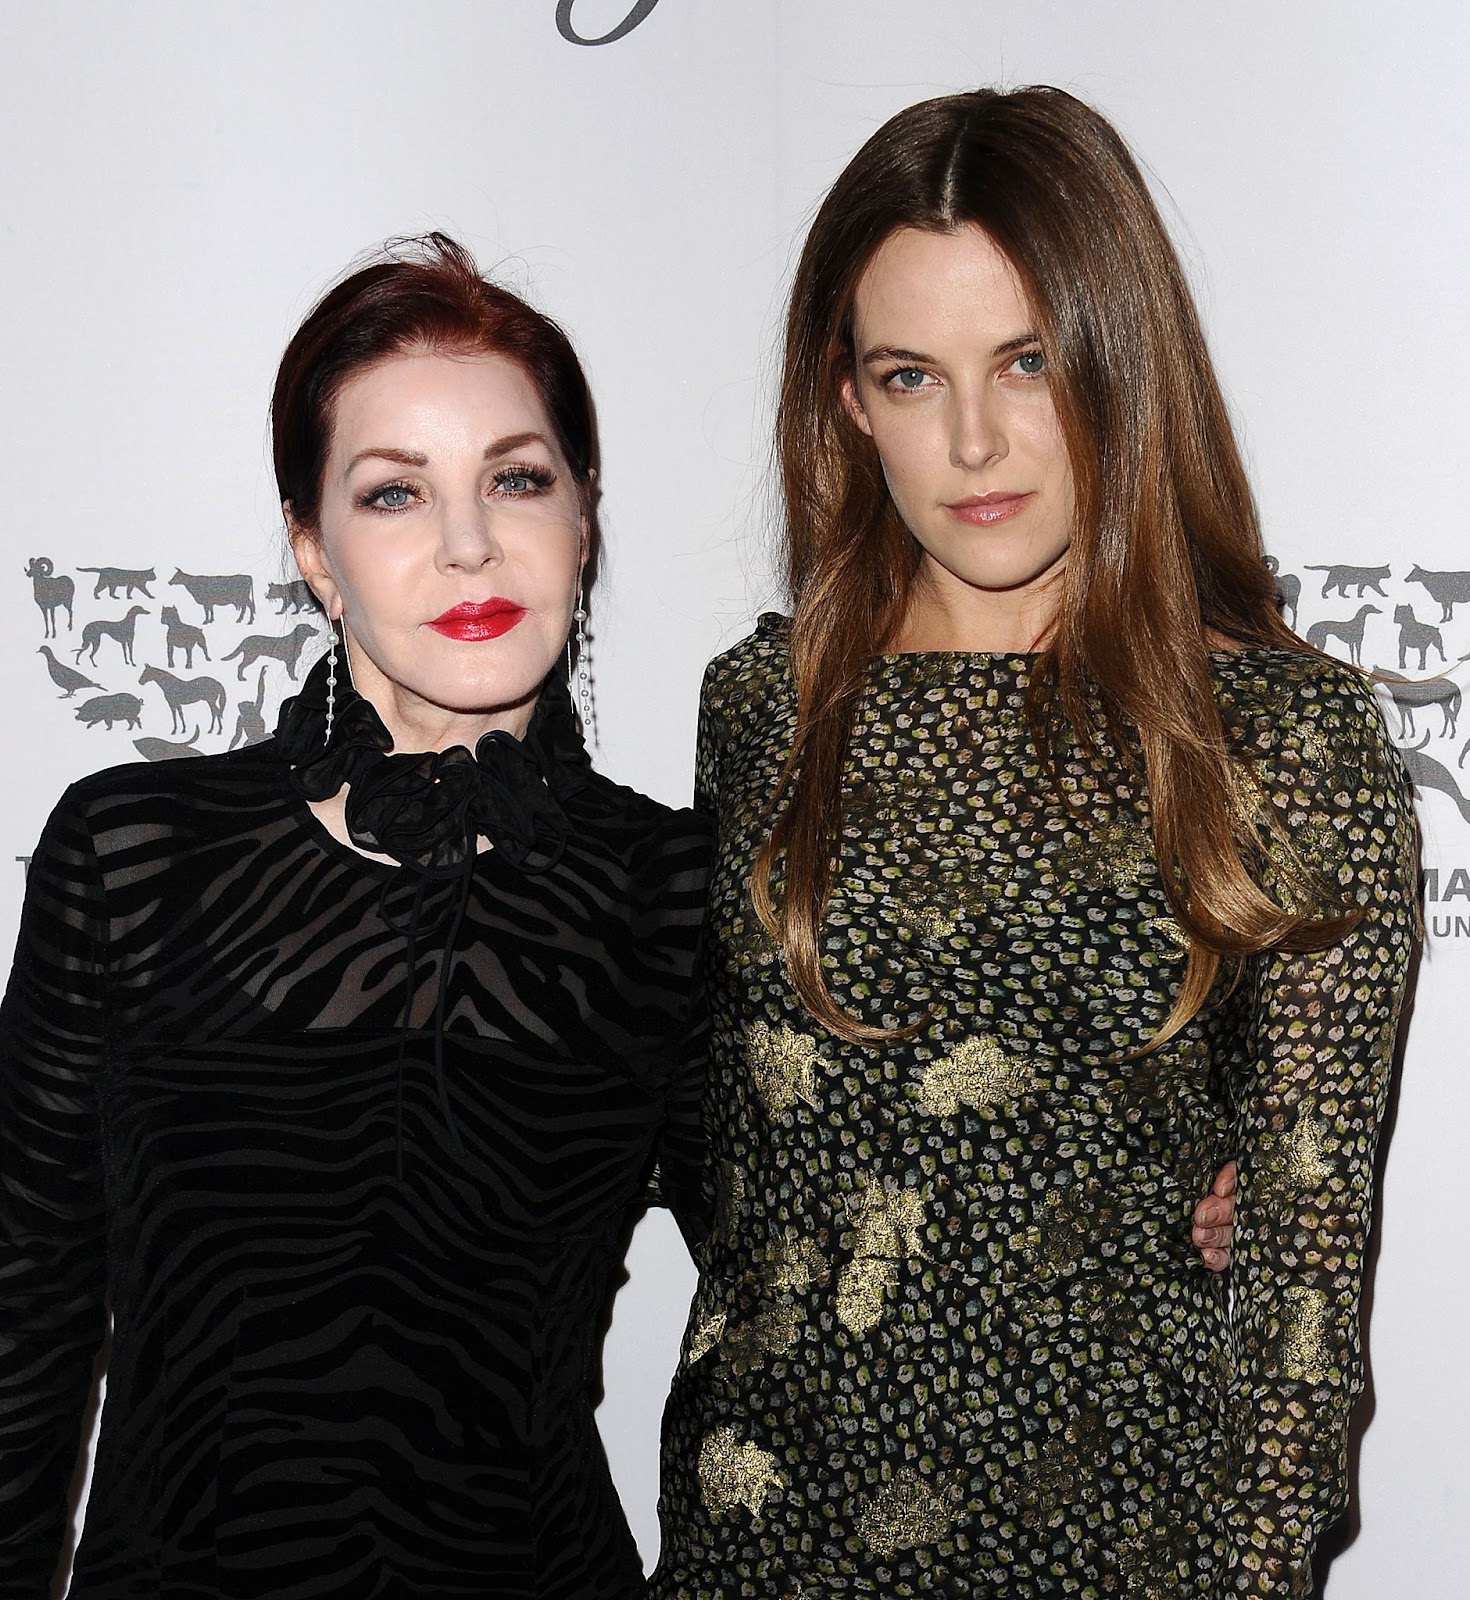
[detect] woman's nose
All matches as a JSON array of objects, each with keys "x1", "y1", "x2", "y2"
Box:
[
  {"x1": 949, "y1": 391, "x2": 1005, "y2": 471},
  {"x1": 436, "y1": 502, "x2": 504, "y2": 571}
]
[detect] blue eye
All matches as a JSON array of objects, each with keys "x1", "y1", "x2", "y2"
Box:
[
  {"x1": 893, "y1": 368, "x2": 928, "y2": 389},
  {"x1": 1014, "y1": 349, "x2": 1046, "y2": 376},
  {"x1": 360, "y1": 481, "x2": 417, "y2": 512},
  {"x1": 493, "y1": 464, "x2": 557, "y2": 496}
]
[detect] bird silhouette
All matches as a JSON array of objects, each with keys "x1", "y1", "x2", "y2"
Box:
[{"x1": 38, "y1": 645, "x2": 105, "y2": 699}]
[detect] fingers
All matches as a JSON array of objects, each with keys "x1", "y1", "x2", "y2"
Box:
[
  {"x1": 1199, "y1": 1246, "x2": 1229, "y2": 1272},
  {"x1": 1213, "y1": 1160, "x2": 1238, "y2": 1198}
]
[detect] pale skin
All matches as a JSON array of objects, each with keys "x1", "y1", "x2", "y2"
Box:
[
  {"x1": 288, "y1": 350, "x2": 588, "y2": 861},
  {"x1": 842, "y1": 223, "x2": 1235, "y2": 1264}
]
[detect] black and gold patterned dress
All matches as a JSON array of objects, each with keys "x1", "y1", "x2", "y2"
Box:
[{"x1": 651, "y1": 616, "x2": 1416, "y2": 1600}]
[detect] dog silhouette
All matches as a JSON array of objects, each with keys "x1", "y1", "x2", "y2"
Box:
[
  {"x1": 1393, "y1": 605, "x2": 1446, "y2": 671},
  {"x1": 159, "y1": 605, "x2": 210, "y2": 668},
  {"x1": 74, "y1": 606, "x2": 149, "y2": 667},
  {"x1": 1305, "y1": 604, "x2": 1378, "y2": 667},
  {"x1": 221, "y1": 622, "x2": 318, "y2": 681}
]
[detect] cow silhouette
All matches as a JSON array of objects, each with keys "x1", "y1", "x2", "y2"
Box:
[{"x1": 169, "y1": 569, "x2": 255, "y2": 624}]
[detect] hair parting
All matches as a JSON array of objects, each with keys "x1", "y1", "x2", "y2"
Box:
[{"x1": 755, "y1": 86, "x2": 1357, "y2": 1047}]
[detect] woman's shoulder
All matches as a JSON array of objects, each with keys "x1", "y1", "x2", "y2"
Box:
[
  {"x1": 47, "y1": 741, "x2": 287, "y2": 835},
  {"x1": 699, "y1": 613, "x2": 793, "y2": 719},
  {"x1": 1210, "y1": 644, "x2": 1390, "y2": 751}
]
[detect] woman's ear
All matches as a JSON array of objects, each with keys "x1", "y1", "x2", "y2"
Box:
[
  {"x1": 840, "y1": 373, "x2": 874, "y2": 437},
  {"x1": 286, "y1": 507, "x2": 342, "y2": 621}
]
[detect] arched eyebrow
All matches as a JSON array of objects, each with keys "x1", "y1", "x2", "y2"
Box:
[
  {"x1": 343, "y1": 431, "x2": 554, "y2": 476},
  {"x1": 859, "y1": 332, "x2": 1040, "y2": 367}
]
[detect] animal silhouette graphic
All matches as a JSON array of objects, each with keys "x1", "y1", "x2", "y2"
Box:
[
  {"x1": 78, "y1": 565, "x2": 156, "y2": 599},
  {"x1": 75, "y1": 692, "x2": 144, "y2": 731},
  {"x1": 229, "y1": 668, "x2": 270, "y2": 750},
  {"x1": 1393, "y1": 605, "x2": 1446, "y2": 671},
  {"x1": 1305, "y1": 604, "x2": 1378, "y2": 667},
  {"x1": 221, "y1": 622, "x2": 318, "y2": 681},
  {"x1": 267, "y1": 579, "x2": 317, "y2": 615},
  {"x1": 1263, "y1": 554, "x2": 1300, "y2": 630},
  {"x1": 37, "y1": 646, "x2": 104, "y2": 700},
  {"x1": 73, "y1": 606, "x2": 149, "y2": 667},
  {"x1": 1305, "y1": 563, "x2": 1391, "y2": 599},
  {"x1": 139, "y1": 666, "x2": 228, "y2": 735},
  {"x1": 1376, "y1": 669, "x2": 1461, "y2": 740},
  {"x1": 25, "y1": 556, "x2": 74, "y2": 637},
  {"x1": 1402, "y1": 733, "x2": 1470, "y2": 825},
  {"x1": 169, "y1": 568, "x2": 256, "y2": 624},
  {"x1": 159, "y1": 605, "x2": 210, "y2": 667},
  {"x1": 1405, "y1": 564, "x2": 1470, "y2": 624},
  {"x1": 134, "y1": 729, "x2": 203, "y2": 762}
]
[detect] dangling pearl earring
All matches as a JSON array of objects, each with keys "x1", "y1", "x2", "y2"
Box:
[
  {"x1": 324, "y1": 621, "x2": 339, "y2": 748},
  {"x1": 569, "y1": 580, "x2": 594, "y2": 740}
]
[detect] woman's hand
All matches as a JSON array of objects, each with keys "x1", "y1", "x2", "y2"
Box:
[{"x1": 1192, "y1": 1160, "x2": 1236, "y2": 1271}]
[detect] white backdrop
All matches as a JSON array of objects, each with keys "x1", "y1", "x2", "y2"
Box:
[{"x1": 2, "y1": 3, "x2": 1465, "y2": 1594}]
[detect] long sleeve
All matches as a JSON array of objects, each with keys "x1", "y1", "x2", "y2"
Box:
[
  {"x1": 0, "y1": 792, "x2": 110, "y2": 1596},
  {"x1": 648, "y1": 675, "x2": 724, "y2": 1253},
  {"x1": 1222, "y1": 669, "x2": 1418, "y2": 1596}
]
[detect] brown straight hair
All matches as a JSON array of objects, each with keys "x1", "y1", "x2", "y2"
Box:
[{"x1": 753, "y1": 85, "x2": 1354, "y2": 1045}]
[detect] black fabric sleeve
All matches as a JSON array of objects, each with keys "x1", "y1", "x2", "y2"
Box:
[
  {"x1": 0, "y1": 791, "x2": 111, "y2": 1596},
  {"x1": 1220, "y1": 671, "x2": 1418, "y2": 1596}
]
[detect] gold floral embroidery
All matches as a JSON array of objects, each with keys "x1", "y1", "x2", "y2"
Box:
[
  {"x1": 915, "y1": 1034, "x2": 1037, "y2": 1118},
  {"x1": 1277, "y1": 1286, "x2": 1334, "y2": 1383},
  {"x1": 836, "y1": 1181, "x2": 927, "y2": 1335},
  {"x1": 1060, "y1": 818, "x2": 1152, "y2": 891},
  {"x1": 761, "y1": 1233, "x2": 828, "y2": 1295},
  {"x1": 720, "y1": 1303, "x2": 804, "y2": 1375},
  {"x1": 1018, "y1": 1435, "x2": 1081, "y2": 1521},
  {"x1": 688, "y1": 1308, "x2": 727, "y2": 1364},
  {"x1": 746, "y1": 1021, "x2": 820, "y2": 1116},
  {"x1": 853, "y1": 1467, "x2": 956, "y2": 1555},
  {"x1": 712, "y1": 1160, "x2": 748, "y2": 1249},
  {"x1": 1254, "y1": 1113, "x2": 1331, "y2": 1209},
  {"x1": 698, "y1": 1426, "x2": 785, "y2": 1518},
  {"x1": 889, "y1": 880, "x2": 1000, "y2": 943}
]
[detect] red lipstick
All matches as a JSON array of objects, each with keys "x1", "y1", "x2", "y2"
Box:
[
  {"x1": 946, "y1": 492, "x2": 1032, "y2": 526},
  {"x1": 427, "y1": 598, "x2": 526, "y2": 641}
]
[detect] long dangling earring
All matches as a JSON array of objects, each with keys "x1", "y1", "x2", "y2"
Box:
[
  {"x1": 569, "y1": 580, "x2": 594, "y2": 740},
  {"x1": 324, "y1": 621, "x2": 339, "y2": 748}
]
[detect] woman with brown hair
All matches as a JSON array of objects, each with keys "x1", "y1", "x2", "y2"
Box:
[{"x1": 652, "y1": 88, "x2": 1417, "y2": 1597}]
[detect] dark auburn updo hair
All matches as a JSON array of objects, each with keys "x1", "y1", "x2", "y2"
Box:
[{"x1": 271, "y1": 232, "x2": 599, "y2": 535}]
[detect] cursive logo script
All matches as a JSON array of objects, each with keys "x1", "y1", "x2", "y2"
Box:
[{"x1": 556, "y1": 0, "x2": 660, "y2": 46}]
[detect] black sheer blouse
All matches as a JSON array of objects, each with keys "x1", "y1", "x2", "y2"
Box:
[{"x1": 0, "y1": 667, "x2": 710, "y2": 1599}]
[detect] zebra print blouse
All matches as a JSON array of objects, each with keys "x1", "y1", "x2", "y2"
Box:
[{"x1": 0, "y1": 695, "x2": 711, "y2": 1598}]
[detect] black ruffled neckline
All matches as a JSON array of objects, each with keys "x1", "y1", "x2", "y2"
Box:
[{"x1": 274, "y1": 652, "x2": 593, "y2": 878}]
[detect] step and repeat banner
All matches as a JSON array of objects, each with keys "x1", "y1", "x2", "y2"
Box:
[{"x1": 3, "y1": 3, "x2": 1464, "y2": 1593}]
